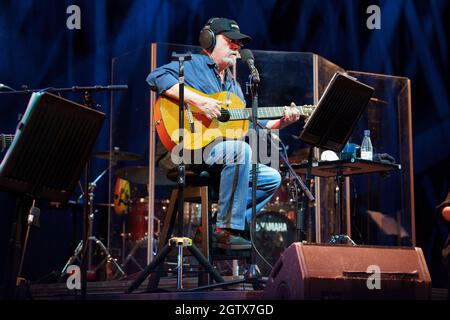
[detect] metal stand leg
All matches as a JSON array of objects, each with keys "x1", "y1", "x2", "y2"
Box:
[
  {"x1": 329, "y1": 171, "x2": 356, "y2": 246},
  {"x1": 60, "y1": 236, "x2": 125, "y2": 280},
  {"x1": 90, "y1": 236, "x2": 125, "y2": 277},
  {"x1": 126, "y1": 237, "x2": 224, "y2": 293},
  {"x1": 14, "y1": 200, "x2": 40, "y2": 298},
  {"x1": 60, "y1": 241, "x2": 83, "y2": 279},
  {"x1": 121, "y1": 236, "x2": 149, "y2": 272}
]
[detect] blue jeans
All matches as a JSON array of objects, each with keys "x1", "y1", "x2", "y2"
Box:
[{"x1": 205, "y1": 140, "x2": 281, "y2": 231}]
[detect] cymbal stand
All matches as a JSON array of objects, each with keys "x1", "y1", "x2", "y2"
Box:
[
  {"x1": 120, "y1": 235, "x2": 160, "y2": 274},
  {"x1": 60, "y1": 166, "x2": 125, "y2": 280}
]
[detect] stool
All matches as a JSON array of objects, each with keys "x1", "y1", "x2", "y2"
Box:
[
  {"x1": 157, "y1": 168, "x2": 218, "y2": 286},
  {"x1": 156, "y1": 168, "x2": 251, "y2": 287}
]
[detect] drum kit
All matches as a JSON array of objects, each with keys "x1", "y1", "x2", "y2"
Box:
[
  {"x1": 63, "y1": 147, "x2": 301, "y2": 278},
  {"x1": 92, "y1": 150, "x2": 165, "y2": 273}
]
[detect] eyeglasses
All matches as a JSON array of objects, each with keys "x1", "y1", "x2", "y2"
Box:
[{"x1": 223, "y1": 36, "x2": 243, "y2": 49}]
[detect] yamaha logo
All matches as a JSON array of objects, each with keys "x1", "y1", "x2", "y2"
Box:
[{"x1": 256, "y1": 222, "x2": 288, "y2": 232}]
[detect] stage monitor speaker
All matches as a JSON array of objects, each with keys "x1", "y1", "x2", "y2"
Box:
[{"x1": 263, "y1": 243, "x2": 431, "y2": 300}]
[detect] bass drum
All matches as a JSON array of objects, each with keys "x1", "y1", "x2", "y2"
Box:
[
  {"x1": 127, "y1": 198, "x2": 165, "y2": 242},
  {"x1": 254, "y1": 211, "x2": 296, "y2": 276}
]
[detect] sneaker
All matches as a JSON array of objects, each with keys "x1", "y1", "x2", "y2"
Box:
[{"x1": 215, "y1": 229, "x2": 251, "y2": 250}]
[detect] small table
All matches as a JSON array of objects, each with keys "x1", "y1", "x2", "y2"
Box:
[{"x1": 287, "y1": 159, "x2": 401, "y2": 242}]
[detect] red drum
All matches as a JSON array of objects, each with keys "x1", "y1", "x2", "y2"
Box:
[
  {"x1": 264, "y1": 178, "x2": 296, "y2": 215},
  {"x1": 271, "y1": 178, "x2": 290, "y2": 204},
  {"x1": 127, "y1": 198, "x2": 163, "y2": 242}
]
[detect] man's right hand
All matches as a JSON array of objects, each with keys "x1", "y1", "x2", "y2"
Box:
[
  {"x1": 164, "y1": 84, "x2": 222, "y2": 120},
  {"x1": 193, "y1": 96, "x2": 222, "y2": 119}
]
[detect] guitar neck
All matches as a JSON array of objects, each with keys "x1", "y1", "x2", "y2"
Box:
[
  {"x1": 228, "y1": 106, "x2": 314, "y2": 121},
  {"x1": 1, "y1": 134, "x2": 14, "y2": 152}
]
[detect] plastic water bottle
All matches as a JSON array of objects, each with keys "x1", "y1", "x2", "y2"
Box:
[{"x1": 360, "y1": 130, "x2": 373, "y2": 160}]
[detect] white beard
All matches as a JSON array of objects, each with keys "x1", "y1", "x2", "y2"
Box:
[{"x1": 223, "y1": 56, "x2": 237, "y2": 67}]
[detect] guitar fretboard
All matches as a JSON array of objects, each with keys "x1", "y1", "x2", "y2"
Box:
[{"x1": 228, "y1": 106, "x2": 315, "y2": 121}]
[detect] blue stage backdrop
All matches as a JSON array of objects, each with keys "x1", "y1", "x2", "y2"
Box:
[{"x1": 0, "y1": 0, "x2": 449, "y2": 290}]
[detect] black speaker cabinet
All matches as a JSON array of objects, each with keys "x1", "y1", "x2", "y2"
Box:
[{"x1": 263, "y1": 243, "x2": 431, "y2": 300}]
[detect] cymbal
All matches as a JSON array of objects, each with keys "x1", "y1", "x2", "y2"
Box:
[
  {"x1": 93, "y1": 150, "x2": 142, "y2": 162},
  {"x1": 115, "y1": 166, "x2": 149, "y2": 185}
]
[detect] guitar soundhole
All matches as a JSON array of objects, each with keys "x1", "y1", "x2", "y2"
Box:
[{"x1": 218, "y1": 109, "x2": 230, "y2": 122}]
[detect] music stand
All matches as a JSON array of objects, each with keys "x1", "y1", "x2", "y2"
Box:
[
  {"x1": 299, "y1": 72, "x2": 375, "y2": 153},
  {"x1": 0, "y1": 92, "x2": 105, "y2": 297},
  {"x1": 297, "y1": 72, "x2": 374, "y2": 241}
]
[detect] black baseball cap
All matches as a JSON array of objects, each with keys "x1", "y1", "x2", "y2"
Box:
[{"x1": 209, "y1": 18, "x2": 252, "y2": 45}]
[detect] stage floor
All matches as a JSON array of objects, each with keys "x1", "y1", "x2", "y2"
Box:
[
  {"x1": 29, "y1": 277, "x2": 448, "y2": 300},
  {"x1": 30, "y1": 276, "x2": 263, "y2": 300}
]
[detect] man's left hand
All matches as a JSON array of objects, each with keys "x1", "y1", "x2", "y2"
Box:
[
  {"x1": 443, "y1": 206, "x2": 450, "y2": 222},
  {"x1": 282, "y1": 102, "x2": 301, "y2": 124}
]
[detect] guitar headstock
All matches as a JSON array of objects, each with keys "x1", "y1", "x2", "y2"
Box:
[
  {"x1": 1, "y1": 133, "x2": 15, "y2": 153},
  {"x1": 300, "y1": 105, "x2": 316, "y2": 117}
]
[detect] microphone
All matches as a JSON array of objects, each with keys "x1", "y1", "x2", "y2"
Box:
[
  {"x1": 0, "y1": 83, "x2": 16, "y2": 91},
  {"x1": 240, "y1": 49, "x2": 260, "y2": 83}
]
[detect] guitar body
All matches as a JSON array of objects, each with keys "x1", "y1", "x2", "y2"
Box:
[
  {"x1": 154, "y1": 87, "x2": 315, "y2": 152},
  {"x1": 154, "y1": 88, "x2": 249, "y2": 152}
]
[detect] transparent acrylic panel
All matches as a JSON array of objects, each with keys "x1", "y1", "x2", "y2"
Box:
[
  {"x1": 110, "y1": 44, "x2": 155, "y2": 272},
  {"x1": 235, "y1": 50, "x2": 316, "y2": 266},
  {"x1": 314, "y1": 56, "x2": 346, "y2": 244},
  {"x1": 346, "y1": 71, "x2": 414, "y2": 246}
]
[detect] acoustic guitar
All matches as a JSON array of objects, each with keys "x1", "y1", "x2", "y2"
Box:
[{"x1": 154, "y1": 87, "x2": 315, "y2": 152}]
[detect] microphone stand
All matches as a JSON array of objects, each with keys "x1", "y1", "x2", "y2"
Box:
[
  {"x1": 77, "y1": 86, "x2": 126, "y2": 299},
  {"x1": 256, "y1": 123, "x2": 315, "y2": 242},
  {"x1": 0, "y1": 85, "x2": 128, "y2": 95},
  {"x1": 246, "y1": 70, "x2": 263, "y2": 288},
  {"x1": 187, "y1": 69, "x2": 264, "y2": 292},
  {"x1": 298, "y1": 147, "x2": 315, "y2": 242},
  {"x1": 80, "y1": 90, "x2": 95, "y2": 300}
]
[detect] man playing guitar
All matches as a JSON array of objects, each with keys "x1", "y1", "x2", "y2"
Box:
[{"x1": 147, "y1": 17, "x2": 302, "y2": 250}]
